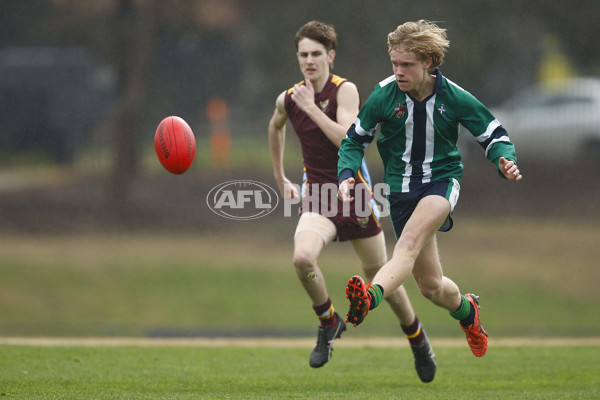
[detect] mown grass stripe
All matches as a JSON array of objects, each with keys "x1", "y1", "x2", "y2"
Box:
[{"x1": 1, "y1": 336, "x2": 599, "y2": 347}]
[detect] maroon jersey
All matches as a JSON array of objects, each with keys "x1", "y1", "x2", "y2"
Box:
[
  {"x1": 284, "y1": 74, "x2": 382, "y2": 241},
  {"x1": 284, "y1": 74, "x2": 344, "y2": 184}
]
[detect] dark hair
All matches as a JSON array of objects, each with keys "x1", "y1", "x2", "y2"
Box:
[{"x1": 294, "y1": 20, "x2": 338, "y2": 52}]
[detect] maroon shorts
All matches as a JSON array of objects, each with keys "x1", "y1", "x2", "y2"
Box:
[{"x1": 299, "y1": 182, "x2": 382, "y2": 242}]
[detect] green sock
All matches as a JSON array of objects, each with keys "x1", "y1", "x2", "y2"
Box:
[
  {"x1": 368, "y1": 284, "x2": 384, "y2": 310},
  {"x1": 449, "y1": 295, "x2": 470, "y2": 320}
]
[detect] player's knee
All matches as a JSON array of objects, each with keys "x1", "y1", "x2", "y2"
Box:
[
  {"x1": 394, "y1": 232, "x2": 419, "y2": 256},
  {"x1": 417, "y1": 278, "x2": 441, "y2": 300},
  {"x1": 292, "y1": 249, "x2": 316, "y2": 273}
]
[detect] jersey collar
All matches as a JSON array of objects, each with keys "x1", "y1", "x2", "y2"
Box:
[{"x1": 433, "y1": 68, "x2": 444, "y2": 94}]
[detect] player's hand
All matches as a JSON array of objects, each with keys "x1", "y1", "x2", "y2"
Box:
[
  {"x1": 499, "y1": 157, "x2": 522, "y2": 181},
  {"x1": 338, "y1": 177, "x2": 355, "y2": 202},
  {"x1": 291, "y1": 78, "x2": 316, "y2": 113},
  {"x1": 277, "y1": 177, "x2": 299, "y2": 200}
]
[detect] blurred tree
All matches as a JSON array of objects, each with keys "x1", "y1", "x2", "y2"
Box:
[
  {"x1": 147, "y1": 0, "x2": 246, "y2": 127},
  {"x1": 108, "y1": 0, "x2": 160, "y2": 219}
]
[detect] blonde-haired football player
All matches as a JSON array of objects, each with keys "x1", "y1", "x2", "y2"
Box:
[{"x1": 339, "y1": 20, "x2": 522, "y2": 358}]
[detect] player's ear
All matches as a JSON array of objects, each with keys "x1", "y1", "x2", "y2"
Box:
[
  {"x1": 424, "y1": 56, "x2": 433, "y2": 70},
  {"x1": 328, "y1": 49, "x2": 336, "y2": 66}
]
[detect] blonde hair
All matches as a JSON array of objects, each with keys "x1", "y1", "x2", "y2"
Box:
[{"x1": 387, "y1": 20, "x2": 449, "y2": 72}]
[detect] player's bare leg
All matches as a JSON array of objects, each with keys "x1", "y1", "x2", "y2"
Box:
[
  {"x1": 293, "y1": 231, "x2": 329, "y2": 305},
  {"x1": 374, "y1": 196, "x2": 451, "y2": 295},
  {"x1": 412, "y1": 234, "x2": 487, "y2": 356},
  {"x1": 411, "y1": 235, "x2": 462, "y2": 311},
  {"x1": 293, "y1": 223, "x2": 346, "y2": 367},
  {"x1": 351, "y1": 232, "x2": 436, "y2": 382},
  {"x1": 351, "y1": 232, "x2": 416, "y2": 325}
]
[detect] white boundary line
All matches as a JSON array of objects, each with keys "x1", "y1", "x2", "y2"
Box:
[{"x1": 1, "y1": 337, "x2": 599, "y2": 348}]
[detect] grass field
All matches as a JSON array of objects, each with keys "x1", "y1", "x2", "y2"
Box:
[
  {"x1": 1, "y1": 339, "x2": 599, "y2": 399},
  {"x1": 0, "y1": 217, "x2": 598, "y2": 338},
  {"x1": 0, "y1": 215, "x2": 598, "y2": 398}
]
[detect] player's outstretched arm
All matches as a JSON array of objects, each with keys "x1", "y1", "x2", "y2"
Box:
[{"x1": 499, "y1": 157, "x2": 522, "y2": 181}]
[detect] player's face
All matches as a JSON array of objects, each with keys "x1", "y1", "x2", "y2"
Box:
[
  {"x1": 297, "y1": 38, "x2": 334, "y2": 82},
  {"x1": 389, "y1": 48, "x2": 432, "y2": 96}
]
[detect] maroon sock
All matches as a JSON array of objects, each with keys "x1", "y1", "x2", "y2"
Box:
[
  {"x1": 401, "y1": 316, "x2": 425, "y2": 346},
  {"x1": 313, "y1": 298, "x2": 337, "y2": 328}
]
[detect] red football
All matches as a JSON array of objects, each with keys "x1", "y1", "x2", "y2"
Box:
[{"x1": 154, "y1": 116, "x2": 196, "y2": 174}]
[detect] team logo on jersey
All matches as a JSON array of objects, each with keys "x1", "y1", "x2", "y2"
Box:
[
  {"x1": 437, "y1": 104, "x2": 450, "y2": 120},
  {"x1": 356, "y1": 216, "x2": 369, "y2": 229},
  {"x1": 394, "y1": 103, "x2": 406, "y2": 118},
  {"x1": 319, "y1": 100, "x2": 329, "y2": 112}
]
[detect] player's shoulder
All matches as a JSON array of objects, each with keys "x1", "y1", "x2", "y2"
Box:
[
  {"x1": 336, "y1": 77, "x2": 358, "y2": 96},
  {"x1": 377, "y1": 75, "x2": 397, "y2": 89},
  {"x1": 285, "y1": 80, "x2": 304, "y2": 96},
  {"x1": 281, "y1": 79, "x2": 304, "y2": 110},
  {"x1": 276, "y1": 89, "x2": 287, "y2": 105},
  {"x1": 364, "y1": 75, "x2": 396, "y2": 104},
  {"x1": 331, "y1": 74, "x2": 348, "y2": 87},
  {"x1": 331, "y1": 74, "x2": 358, "y2": 94},
  {"x1": 276, "y1": 88, "x2": 290, "y2": 113},
  {"x1": 441, "y1": 75, "x2": 482, "y2": 105},
  {"x1": 442, "y1": 77, "x2": 465, "y2": 98},
  {"x1": 371, "y1": 75, "x2": 398, "y2": 98},
  {"x1": 441, "y1": 76, "x2": 476, "y2": 99}
]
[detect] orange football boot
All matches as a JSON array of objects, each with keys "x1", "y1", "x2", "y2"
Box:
[
  {"x1": 460, "y1": 293, "x2": 488, "y2": 357},
  {"x1": 345, "y1": 276, "x2": 371, "y2": 327}
]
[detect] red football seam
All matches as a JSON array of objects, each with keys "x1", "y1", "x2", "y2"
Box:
[{"x1": 170, "y1": 116, "x2": 182, "y2": 174}]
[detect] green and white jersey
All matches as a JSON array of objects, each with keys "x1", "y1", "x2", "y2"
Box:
[{"x1": 338, "y1": 69, "x2": 517, "y2": 192}]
